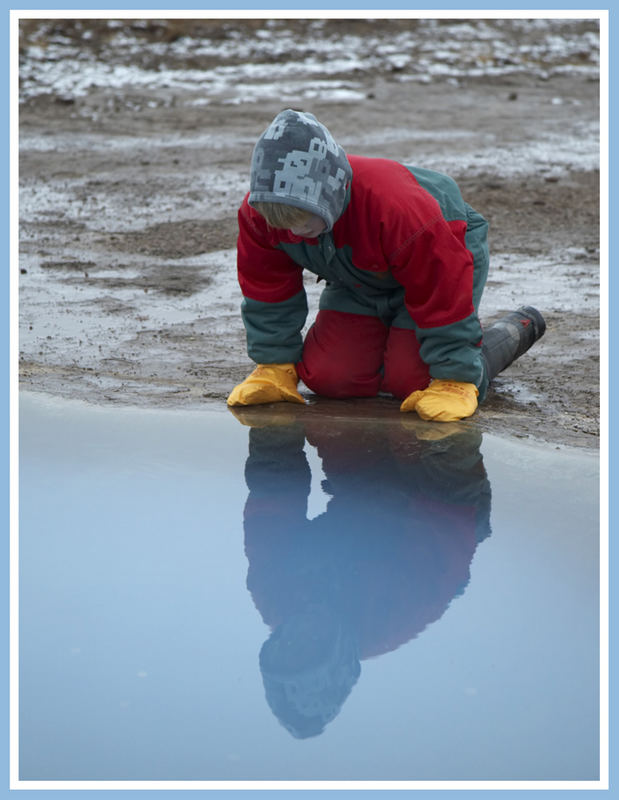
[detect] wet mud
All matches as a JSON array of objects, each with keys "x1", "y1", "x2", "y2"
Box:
[{"x1": 18, "y1": 17, "x2": 601, "y2": 449}]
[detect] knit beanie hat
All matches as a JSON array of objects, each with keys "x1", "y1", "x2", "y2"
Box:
[{"x1": 248, "y1": 109, "x2": 352, "y2": 231}]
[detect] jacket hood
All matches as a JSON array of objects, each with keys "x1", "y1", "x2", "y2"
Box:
[{"x1": 248, "y1": 109, "x2": 352, "y2": 232}]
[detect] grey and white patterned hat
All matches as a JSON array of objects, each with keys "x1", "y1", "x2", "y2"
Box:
[{"x1": 248, "y1": 109, "x2": 352, "y2": 231}]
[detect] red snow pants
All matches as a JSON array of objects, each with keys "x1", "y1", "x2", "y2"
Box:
[{"x1": 297, "y1": 309, "x2": 431, "y2": 401}]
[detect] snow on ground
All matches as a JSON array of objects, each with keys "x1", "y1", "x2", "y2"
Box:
[
  {"x1": 19, "y1": 18, "x2": 599, "y2": 104},
  {"x1": 17, "y1": 17, "x2": 601, "y2": 445},
  {"x1": 19, "y1": 240, "x2": 599, "y2": 378},
  {"x1": 19, "y1": 167, "x2": 248, "y2": 233}
]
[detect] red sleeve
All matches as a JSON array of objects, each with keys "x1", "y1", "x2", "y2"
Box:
[{"x1": 237, "y1": 195, "x2": 304, "y2": 303}]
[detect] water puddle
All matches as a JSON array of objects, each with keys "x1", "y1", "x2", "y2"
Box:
[{"x1": 18, "y1": 392, "x2": 600, "y2": 782}]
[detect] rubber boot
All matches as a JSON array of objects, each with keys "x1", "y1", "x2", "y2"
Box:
[{"x1": 481, "y1": 306, "x2": 546, "y2": 381}]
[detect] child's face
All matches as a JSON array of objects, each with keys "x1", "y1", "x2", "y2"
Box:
[{"x1": 289, "y1": 214, "x2": 326, "y2": 239}]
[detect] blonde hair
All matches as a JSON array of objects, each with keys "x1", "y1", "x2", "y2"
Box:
[{"x1": 252, "y1": 201, "x2": 312, "y2": 230}]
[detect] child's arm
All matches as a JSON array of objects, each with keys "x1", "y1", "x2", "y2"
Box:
[
  {"x1": 229, "y1": 198, "x2": 309, "y2": 406},
  {"x1": 389, "y1": 217, "x2": 485, "y2": 420}
]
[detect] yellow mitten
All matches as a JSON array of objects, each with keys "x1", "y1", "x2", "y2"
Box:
[
  {"x1": 400, "y1": 379, "x2": 478, "y2": 422},
  {"x1": 226, "y1": 363, "x2": 305, "y2": 407}
]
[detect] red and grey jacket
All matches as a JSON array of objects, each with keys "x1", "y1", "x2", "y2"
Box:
[{"x1": 238, "y1": 131, "x2": 490, "y2": 397}]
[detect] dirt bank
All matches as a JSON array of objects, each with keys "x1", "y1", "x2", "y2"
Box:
[{"x1": 18, "y1": 17, "x2": 601, "y2": 449}]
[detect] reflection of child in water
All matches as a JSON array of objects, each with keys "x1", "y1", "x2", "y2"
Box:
[{"x1": 239, "y1": 414, "x2": 492, "y2": 739}]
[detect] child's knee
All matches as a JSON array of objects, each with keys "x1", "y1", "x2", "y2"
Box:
[
  {"x1": 298, "y1": 358, "x2": 381, "y2": 398},
  {"x1": 382, "y1": 328, "x2": 431, "y2": 399},
  {"x1": 381, "y1": 370, "x2": 430, "y2": 401},
  {"x1": 298, "y1": 310, "x2": 386, "y2": 398}
]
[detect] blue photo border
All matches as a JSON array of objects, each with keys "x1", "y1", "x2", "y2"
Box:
[{"x1": 4, "y1": 3, "x2": 614, "y2": 798}]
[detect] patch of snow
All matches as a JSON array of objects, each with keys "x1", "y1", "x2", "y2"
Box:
[
  {"x1": 19, "y1": 18, "x2": 600, "y2": 104},
  {"x1": 407, "y1": 123, "x2": 599, "y2": 178},
  {"x1": 480, "y1": 251, "x2": 599, "y2": 318}
]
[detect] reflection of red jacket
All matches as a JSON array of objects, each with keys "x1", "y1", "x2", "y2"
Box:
[{"x1": 244, "y1": 422, "x2": 491, "y2": 660}]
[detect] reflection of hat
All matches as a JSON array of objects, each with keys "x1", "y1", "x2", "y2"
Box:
[{"x1": 259, "y1": 605, "x2": 360, "y2": 739}]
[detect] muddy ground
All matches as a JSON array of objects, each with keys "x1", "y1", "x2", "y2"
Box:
[{"x1": 18, "y1": 18, "x2": 601, "y2": 449}]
